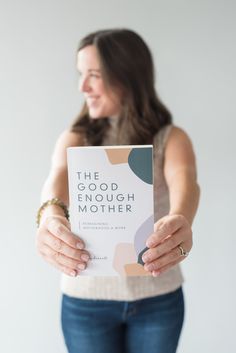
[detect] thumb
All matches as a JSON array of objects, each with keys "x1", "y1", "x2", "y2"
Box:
[{"x1": 146, "y1": 215, "x2": 182, "y2": 248}]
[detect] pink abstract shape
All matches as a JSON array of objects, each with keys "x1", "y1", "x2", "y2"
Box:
[
  {"x1": 113, "y1": 243, "x2": 136, "y2": 275},
  {"x1": 124, "y1": 263, "x2": 152, "y2": 276},
  {"x1": 104, "y1": 148, "x2": 132, "y2": 164}
]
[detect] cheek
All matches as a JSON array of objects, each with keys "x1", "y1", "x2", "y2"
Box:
[
  {"x1": 96, "y1": 80, "x2": 106, "y2": 95},
  {"x1": 104, "y1": 97, "x2": 119, "y2": 111},
  {"x1": 110, "y1": 95, "x2": 122, "y2": 110}
]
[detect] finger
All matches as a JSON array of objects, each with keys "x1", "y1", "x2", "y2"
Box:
[
  {"x1": 144, "y1": 246, "x2": 182, "y2": 273},
  {"x1": 142, "y1": 230, "x2": 183, "y2": 263},
  {"x1": 40, "y1": 244, "x2": 88, "y2": 272},
  {"x1": 43, "y1": 231, "x2": 90, "y2": 262},
  {"x1": 151, "y1": 257, "x2": 186, "y2": 277},
  {"x1": 46, "y1": 218, "x2": 85, "y2": 250},
  {"x1": 41, "y1": 252, "x2": 79, "y2": 277},
  {"x1": 146, "y1": 215, "x2": 186, "y2": 248}
]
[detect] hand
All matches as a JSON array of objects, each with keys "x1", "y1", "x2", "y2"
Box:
[
  {"x1": 142, "y1": 214, "x2": 192, "y2": 277},
  {"x1": 36, "y1": 215, "x2": 90, "y2": 277}
]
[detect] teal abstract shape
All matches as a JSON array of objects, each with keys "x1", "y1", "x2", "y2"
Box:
[
  {"x1": 138, "y1": 247, "x2": 149, "y2": 266},
  {"x1": 134, "y1": 214, "x2": 154, "y2": 265},
  {"x1": 128, "y1": 147, "x2": 153, "y2": 184}
]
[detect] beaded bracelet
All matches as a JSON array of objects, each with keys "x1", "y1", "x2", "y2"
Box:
[{"x1": 36, "y1": 197, "x2": 69, "y2": 227}]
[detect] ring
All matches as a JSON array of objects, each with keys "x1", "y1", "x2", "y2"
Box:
[{"x1": 178, "y1": 245, "x2": 189, "y2": 257}]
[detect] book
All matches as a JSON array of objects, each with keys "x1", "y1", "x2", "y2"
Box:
[{"x1": 67, "y1": 145, "x2": 154, "y2": 276}]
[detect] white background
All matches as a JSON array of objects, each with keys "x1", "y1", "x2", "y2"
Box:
[{"x1": 0, "y1": 0, "x2": 235, "y2": 352}]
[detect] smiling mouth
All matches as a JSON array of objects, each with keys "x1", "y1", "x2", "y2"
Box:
[
  {"x1": 87, "y1": 95, "x2": 99, "y2": 99},
  {"x1": 87, "y1": 97, "x2": 99, "y2": 106}
]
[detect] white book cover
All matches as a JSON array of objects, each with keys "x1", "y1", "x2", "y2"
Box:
[{"x1": 67, "y1": 145, "x2": 154, "y2": 276}]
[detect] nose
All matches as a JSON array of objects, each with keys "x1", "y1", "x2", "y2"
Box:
[{"x1": 78, "y1": 76, "x2": 91, "y2": 93}]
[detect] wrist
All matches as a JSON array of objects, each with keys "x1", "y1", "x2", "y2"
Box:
[
  {"x1": 168, "y1": 211, "x2": 192, "y2": 225},
  {"x1": 39, "y1": 205, "x2": 65, "y2": 225},
  {"x1": 36, "y1": 198, "x2": 69, "y2": 227}
]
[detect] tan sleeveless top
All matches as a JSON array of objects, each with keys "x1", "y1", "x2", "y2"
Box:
[{"x1": 60, "y1": 124, "x2": 184, "y2": 300}]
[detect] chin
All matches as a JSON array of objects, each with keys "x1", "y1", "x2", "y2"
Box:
[
  {"x1": 89, "y1": 115, "x2": 105, "y2": 120},
  {"x1": 89, "y1": 111, "x2": 107, "y2": 119}
]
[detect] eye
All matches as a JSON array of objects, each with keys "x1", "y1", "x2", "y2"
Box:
[
  {"x1": 77, "y1": 72, "x2": 101, "y2": 87},
  {"x1": 90, "y1": 73, "x2": 100, "y2": 79}
]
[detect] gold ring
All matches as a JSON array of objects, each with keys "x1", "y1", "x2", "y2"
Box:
[{"x1": 178, "y1": 245, "x2": 189, "y2": 257}]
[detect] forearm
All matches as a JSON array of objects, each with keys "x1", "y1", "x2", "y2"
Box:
[
  {"x1": 168, "y1": 169, "x2": 200, "y2": 225},
  {"x1": 39, "y1": 167, "x2": 69, "y2": 223},
  {"x1": 37, "y1": 130, "x2": 83, "y2": 226}
]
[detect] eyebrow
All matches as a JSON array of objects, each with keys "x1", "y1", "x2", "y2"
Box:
[
  {"x1": 88, "y1": 69, "x2": 100, "y2": 72},
  {"x1": 78, "y1": 69, "x2": 101, "y2": 73}
]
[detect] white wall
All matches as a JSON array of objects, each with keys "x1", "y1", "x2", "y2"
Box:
[{"x1": 0, "y1": 0, "x2": 235, "y2": 352}]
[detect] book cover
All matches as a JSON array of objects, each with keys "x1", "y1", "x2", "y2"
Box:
[{"x1": 67, "y1": 145, "x2": 154, "y2": 276}]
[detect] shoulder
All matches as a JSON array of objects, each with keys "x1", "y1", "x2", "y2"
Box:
[
  {"x1": 164, "y1": 125, "x2": 197, "y2": 178},
  {"x1": 168, "y1": 125, "x2": 192, "y2": 140},
  {"x1": 55, "y1": 129, "x2": 84, "y2": 148},
  {"x1": 51, "y1": 129, "x2": 84, "y2": 168},
  {"x1": 153, "y1": 124, "x2": 175, "y2": 155},
  {"x1": 165, "y1": 125, "x2": 194, "y2": 156}
]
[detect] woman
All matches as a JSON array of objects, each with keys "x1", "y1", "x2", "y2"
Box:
[{"x1": 36, "y1": 28, "x2": 200, "y2": 353}]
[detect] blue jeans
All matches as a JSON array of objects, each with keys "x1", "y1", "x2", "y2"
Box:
[{"x1": 61, "y1": 286, "x2": 184, "y2": 353}]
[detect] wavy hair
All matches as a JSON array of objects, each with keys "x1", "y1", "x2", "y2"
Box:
[{"x1": 71, "y1": 28, "x2": 172, "y2": 145}]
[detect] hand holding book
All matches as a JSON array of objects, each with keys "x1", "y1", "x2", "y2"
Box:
[
  {"x1": 142, "y1": 214, "x2": 192, "y2": 276},
  {"x1": 36, "y1": 214, "x2": 90, "y2": 277}
]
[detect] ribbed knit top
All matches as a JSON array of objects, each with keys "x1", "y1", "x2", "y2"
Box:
[{"x1": 60, "y1": 124, "x2": 184, "y2": 301}]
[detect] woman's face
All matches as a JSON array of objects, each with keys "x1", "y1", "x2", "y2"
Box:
[{"x1": 77, "y1": 45, "x2": 122, "y2": 119}]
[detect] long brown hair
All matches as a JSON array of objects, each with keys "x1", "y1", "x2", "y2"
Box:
[{"x1": 71, "y1": 28, "x2": 172, "y2": 145}]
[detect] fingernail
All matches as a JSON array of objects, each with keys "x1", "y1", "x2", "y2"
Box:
[
  {"x1": 81, "y1": 254, "x2": 89, "y2": 262},
  {"x1": 77, "y1": 263, "x2": 86, "y2": 270},
  {"x1": 142, "y1": 255, "x2": 149, "y2": 263},
  {"x1": 70, "y1": 270, "x2": 77, "y2": 277},
  {"x1": 146, "y1": 240, "x2": 154, "y2": 247},
  {"x1": 152, "y1": 270, "x2": 161, "y2": 277},
  {"x1": 76, "y1": 242, "x2": 84, "y2": 249}
]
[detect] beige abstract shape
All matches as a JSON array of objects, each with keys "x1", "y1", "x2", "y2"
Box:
[
  {"x1": 105, "y1": 148, "x2": 132, "y2": 164},
  {"x1": 113, "y1": 243, "x2": 136, "y2": 275},
  {"x1": 124, "y1": 263, "x2": 152, "y2": 276}
]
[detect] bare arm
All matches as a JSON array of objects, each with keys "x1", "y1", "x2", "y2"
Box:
[
  {"x1": 143, "y1": 126, "x2": 200, "y2": 276},
  {"x1": 36, "y1": 130, "x2": 90, "y2": 276},
  {"x1": 39, "y1": 130, "x2": 82, "y2": 222},
  {"x1": 164, "y1": 126, "x2": 200, "y2": 225}
]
